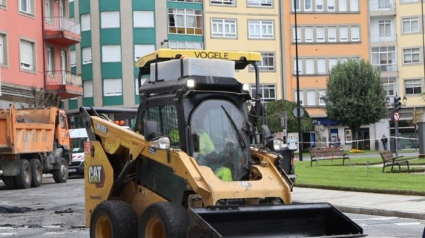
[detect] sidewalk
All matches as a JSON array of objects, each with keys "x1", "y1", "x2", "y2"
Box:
[{"x1": 291, "y1": 187, "x2": 425, "y2": 220}]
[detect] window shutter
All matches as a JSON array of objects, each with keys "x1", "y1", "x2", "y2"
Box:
[
  {"x1": 81, "y1": 14, "x2": 91, "y2": 31},
  {"x1": 306, "y1": 59, "x2": 314, "y2": 74},
  {"x1": 101, "y1": 11, "x2": 120, "y2": 28},
  {"x1": 134, "y1": 45, "x2": 155, "y2": 61},
  {"x1": 134, "y1": 11, "x2": 154, "y2": 28},
  {"x1": 84, "y1": 81, "x2": 93, "y2": 98},
  {"x1": 317, "y1": 58, "x2": 326, "y2": 74},
  {"x1": 305, "y1": 27, "x2": 313, "y2": 42},
  {"x1": 102, "y1": 45, "x2": 121, "y2": 62},
  {"x1": 104, "y1": 79, "x2": 122, "y2": 96},
  {"x1": 20, "y1": 40, "x2": 33, "y2": 70}
]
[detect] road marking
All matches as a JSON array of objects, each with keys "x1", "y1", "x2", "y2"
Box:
[
  {"x1": 0, "y1": 228, "x2": 13, "y2": 230},
  {"x1": 44, "y1": 231, "x2": 67, "y2": 235},
  {"x1": 43, "y1": 225, "x2": 62, "y2": 229},
  {"x1": 0, "y1": 233, "x2": 17, "y2": 236},
  {"x1": 395, "y1": 222, "x2": 422, "y2": 226}
]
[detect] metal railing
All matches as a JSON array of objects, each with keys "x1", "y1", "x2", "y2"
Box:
[
  {"x1": 370, "y1": 33, "x2": 397, "y2": 42},
  {"x1": 369, "y1": 2, "x2": 395, "y2": 11},
  {"x1": 46, "y1": 70, "x2": 82, "y2": 87},
  {"x1": 44, "y1": 17, "x2": 81, "y2": 35},
  {"x1": 374, "y1": 64, "x2": 398, "y2": 72}
]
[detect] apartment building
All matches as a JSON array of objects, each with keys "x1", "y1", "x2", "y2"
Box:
[
  {"x1": 282, "y1": 0, "x2": 370, "y2": 149},
  {"x1": 0, "y1": 0, "x2": 82, "y2": 108},
  {"x1": 369, "y1": 0, "x2": 425, "y2": 150},
  {"x1": 204, "y1": 0, "x2": 283, "y2": 101}
]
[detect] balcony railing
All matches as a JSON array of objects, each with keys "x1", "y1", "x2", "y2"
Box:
[
  {"x1": 46, "y1": 70, "x2": 82, "y2": 87},
  {"x1": 44, "y1": 17, "x2": 81, "y2": 35},
  {"x1": 369, "y1": 2, "x2": 395, "y2": 11},
  {"x1": 374, "y1": 64, "x2": 398, "y2": 72},
  {"x1": 370, "y1": 33, "x2": 397, "y2": 42}
]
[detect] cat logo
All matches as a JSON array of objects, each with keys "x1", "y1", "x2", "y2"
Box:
[{"x1": 88, "y1": 165, "x2": 105, "y2": 188}]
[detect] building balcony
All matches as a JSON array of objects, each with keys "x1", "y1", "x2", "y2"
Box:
[
  {"x1": 369, "y1": 2, "x2": 396, "y2": 17},
  {"x1": 45, "y1": 70, "x2": 83, "y2": 99},
  {"x1": 374, "y1": 64, "x2": 398, "y2": 72},
  {"x1": 370, "y1": 34, "x2": 397, "y2": 43},
  {"x1": 44, "y1": 17, "x2": 81, "y2": 46}
]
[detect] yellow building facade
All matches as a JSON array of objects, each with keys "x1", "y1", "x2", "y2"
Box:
[{"x1": 203, "y1": 0, "x2": 283, "y2": 101}]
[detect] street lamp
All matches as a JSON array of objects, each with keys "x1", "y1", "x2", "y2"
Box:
[{"x1": 294, "y1": 0, "x2": 303, "y2": 161}]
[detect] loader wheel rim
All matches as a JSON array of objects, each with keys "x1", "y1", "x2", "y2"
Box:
[
  {"x1": 95, "y1": 215, "x2": 112, "y2": 238},
  {"x1": 145, "y1": 217, "x2": 165, "y2": 238},
  {"x1": 35, "y1": 164, "x2": 42, "y2": 182},
  {"x1": 60, "y1": 164, "x2": 67, "y2": 179}
]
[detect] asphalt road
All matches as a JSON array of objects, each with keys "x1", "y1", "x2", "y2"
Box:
[{"x1": 0, "y1": 175, "x2": 424, "y2": 238}]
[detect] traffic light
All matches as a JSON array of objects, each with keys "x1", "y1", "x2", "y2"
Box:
[{"x1": 394, "y1": 96, "x2": 402, "y2": 111}]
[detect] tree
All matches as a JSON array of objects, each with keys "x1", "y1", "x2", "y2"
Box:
[
  {"x1": 262, "y1": 99, "x2": 313, "y2": 133},
  {"x1": 325, "y1": 58, "x2": 387, "y2": 149}
]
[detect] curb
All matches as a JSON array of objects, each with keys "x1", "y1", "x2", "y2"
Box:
[{"x1": 334, "y1": 205, "x2": 425, "y2": 221}]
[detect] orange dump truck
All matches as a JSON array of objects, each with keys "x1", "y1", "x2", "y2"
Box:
[{"x1": 0, "y1": 105, "x2": 71, "y2": 189}]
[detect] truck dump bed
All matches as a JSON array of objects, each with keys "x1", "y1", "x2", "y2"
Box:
[{"x1": 0, "y1": 106, "x2": 57, "y2": 155}]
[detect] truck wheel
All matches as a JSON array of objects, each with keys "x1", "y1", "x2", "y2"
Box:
[
  {"x1": 2, "y1": 176, "x2": 17, "y2": 189},
  {"x1": 14, "y1": 159, "x2": 32, "y2": 189},
  {"x1": 53, "y1": 158, "x2": 68, "y2": 183},
  {"x1": 30, "y1": 159, "x2": 42, "y2": 187},
  {"x1": 90, "y1": 200, "x2": 138, "y2": 238},
  {"x1": 138, "y1": 202, "x2": 190, "y2": 238}
]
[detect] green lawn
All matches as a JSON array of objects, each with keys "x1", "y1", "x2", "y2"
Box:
[{"x1": 294, "y1": 160, "x2": 425, "y2": 195}]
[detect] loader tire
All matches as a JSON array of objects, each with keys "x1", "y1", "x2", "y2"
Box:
[
  {"x1": 2, "y1": 176, "x2": 17, "y2": 189},
  {"x1": 30, "y1": 159, "x2": 42, "y2": 187},
  {"x1": 14, "y1": 159, "x2": 32, "y2": 189},
  {"x1": 138, "y1": 202, "x2": 190, "y2": 238},
  {"x1": 53, "y1": 158, "x2": 68, "y2": 183},
  {"x1": 90, "y1": 200, "x2": 138, "y2": 238}
]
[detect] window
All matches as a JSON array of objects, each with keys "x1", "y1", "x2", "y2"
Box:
[
  {"x1": 47, "y1": 47, "x2": 54, "y2": 73},
  {"x1": 0, "y1": 0, "x2": 5, "y2": 7},
  {"x1": 316, "y1": 26, "x2": 325, "y2": 42},
  {"x1": 19, "y1": 0, "x2": 33, "y2": 14},
  {"x1": 328, "y1": 0, "x2": 335, "y2": 11},
  {"x1": 372, "y1": 46, "x2": 397, "y2": 72},
  {"x1": 382, "y1": 77, "x2": 396, "y2": 96},
  {"x1": 293, "y1": 58, "x2": 303, "y2": 74},
  {"x1": 307, "y1": 90, "x2": 315, "y2": 105},
  {"x1": 379, "y1": 20, "x2": 391, "y2": 39},
  {"x1": 247, "y1": 0, "x2": 272, "y2": 7},
  {"x1": 318, "y1": 90, "x2": 326, "y2": 105},
  {"x1": 379, "y1": 0, "x2": 391, "y2": 8},
  {"x1": 305, "y1": 27, "x2": 313, "y2": 42},
  {"x1": 401, "y1": 0, "x2": 418, "y2": 2},
  {"x1": 349, "y1": 0, "x2": 359, "y2": 11},
  {"x1": 82, "y1": 47, "x2": 92, "y2": 64},
  {"x1": 304, "y1": 0, "x2": 312, "y2": 11},
  {"x1": 258, "y1": 53, "x2": 275, "y2": 71},
  {"x1": 0, "y1": 34, "x2": 6, "y2": 66},
  {"x1": 251, "y1": 85, "x2": 276, "y2": 101},
  {"x1": 339, "y1": 26, "x2": 348, "y2": 41},
  {"x1": 292, "y1": 0, "x2": 300, "y2": 11},
  {"x1": 135, "y1": 44, "x2": 155, "y2": 61},
  {"x1": 316, "y1": 0, "x2": 324, "y2": 11},
  {"x1": 403, "y1": 48, "x2": 420, "y2": 64},
  {"x1": 45, "y1": 0, "x2": 51, "y2": 18},
  {"x1": 211, "y1": 0, "x2": 235, "y2": 6},
  {"x1": 328, "y1": 58, "x2": 337, "y2": 72},
  {"x1": 248, "y1": 20, "x2": 273, "y2": 39},
  {"x1": 102, "y1": 45, "x2": 121, "y2": 62},
  {"x1": 83, "y1": 80, "x2": 93, "y2": 98},
  {"x1": 134, "y1": 11, "x2": 154, "y2": 28},
  {"x1": 402, "y1": 17, "x2": 419, "y2": 33},
  {"x1": 351, "y1": 26, "x2": 359, "y2": 41},
  {"x1": 20, "y1": 39, "x2": 35, "y2": 71},
  {"x1": 211, "y1": 19, "x2": 237, "y2": 38},
  {"x1": 168, "y1": 9, "x2": 203, "y2": 35},
  {"x1": 101, "y1": 11, "x2": 120, "y2": 29},
  {"x1": 292, "y1": 26, "x2": 302, "y2": 42},
  {"x1": 81, "y1": 14, "x2": 91, "y2": 31},
  {"x1": 295, "y1": 91, "x2": 304, "y2": 105},
  {"x1": 317, "y1": 58, "x2": 326, "y2": 74},
  {"x1": 168, "y1": 41, "x2": 203, "y2": 49},
  {"x1": 405, "y1": 79, "x2": 422, "y2": 95},
  {"x1": 305, "y1": 58, "x2": 314, "y2": 74},
  {"x1": 338, "y1": 0, "x2": 347, "y2": 11},
  {"x1": 104, "y1": 79, "x2": 122, "y2": 96},
  {"x1": 70, "y1": 50, "x2": 76, "y2": 67},
  {"x1": 169, "y1": 0, "x2": 201, "y2": 2},
  {"x1": 328, "y1": 26, "x2": 336, "y2": 42}
]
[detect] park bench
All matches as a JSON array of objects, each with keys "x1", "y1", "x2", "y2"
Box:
[
  {"x1": 380, "y1": 150, "x2": 415, "y2": 173},
  {"x1": 309, "y1": 148, "x2": 350, "y2": 166}
]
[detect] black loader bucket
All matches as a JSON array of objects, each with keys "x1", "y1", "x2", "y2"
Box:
[{"x1": 187, "y1": 203, "x2": 365, "y2": 238}]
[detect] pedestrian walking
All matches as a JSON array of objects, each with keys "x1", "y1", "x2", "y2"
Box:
[{"x1": 381, "y1": 135, "x2": 388, "y2": 150}]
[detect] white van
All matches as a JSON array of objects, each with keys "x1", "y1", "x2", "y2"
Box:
[{"x1": 69, "y1": 128, "x2": 88, "y2": 176}]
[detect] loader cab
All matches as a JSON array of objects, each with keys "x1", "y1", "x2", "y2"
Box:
[{"x1": 135, "y1": 49, "x2": 261, "y2": 181}]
